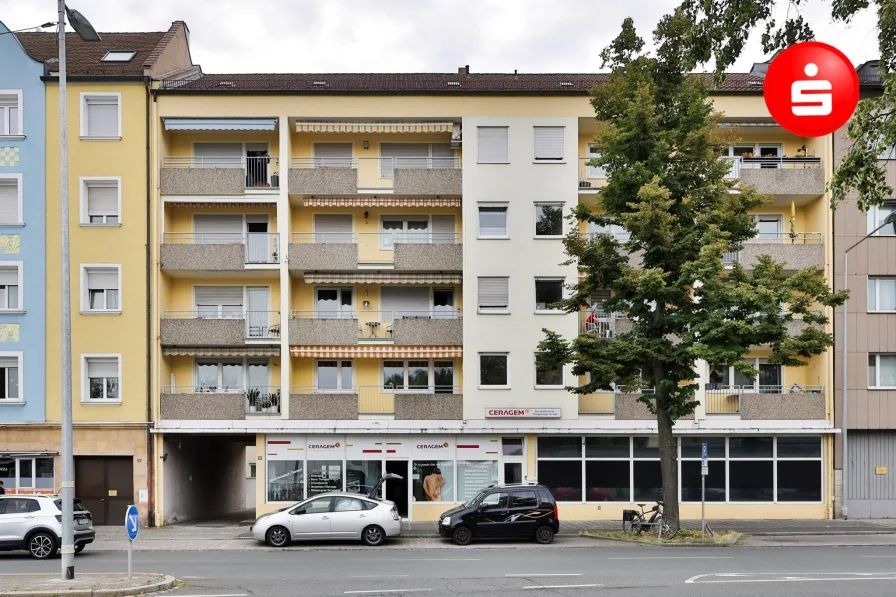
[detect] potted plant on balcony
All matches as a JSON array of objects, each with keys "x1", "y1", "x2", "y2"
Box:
[
  {"x1": 269, "y1": 389, "x2": 281, "y2": 414},
  {"x1": 259, "y1": 395, "x2": 272, "y2": 414},
  {"x1": 247, "y1": 388, "x2": 260, "y2": 413}
]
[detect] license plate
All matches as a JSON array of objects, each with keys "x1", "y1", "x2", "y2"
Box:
[{"x1": 76, "y1": 519, "x2": 88, "y2": 527}]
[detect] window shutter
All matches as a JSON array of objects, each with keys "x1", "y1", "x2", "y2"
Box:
[
  {"x1": 0, "y1": 95, "x2": 16, "y2": 107},
  {"x1": 478, "y1": 204, "x2": 507, "y2": 236},
  {"x1": 431, "y1": 215, "x2": 455, "y2": 244},
  {"x1": 534, "y1": 126, "x2": 564, "y2": 160},
  {"x1": 85, "y1": 96, "x2": 118, "y2": 137},
  {"x1": 313, "y1": 214, "x2": 353, "y2": 243},
  {"x1": 86, "y1": 182, "x2": 118, "y2": 217},
  {"x1": 478, "y1": 277, "x2": 509, "y2": 310},
  {"x1": 0, "y1": 266, "x2": 18, "y2": 286},
  {"x1": 194, "y1": 214, "x2": 243, "y2": 243},
  {"x1": 477, "y1": 127, "x2": 509, "y2": 163},
  {"x1": 193, "y1": 142, "x2": 243, "y2": 168},
  {"x1": 0, "y1": 356, "x2": 18, "y2": 369},
  {"x1": 430, "y1": 143, "x2": 455, "y2": 168},
  {"x1": 87, "y1": 357, "x2": 118, "y2": 378},
  {"x1": 312, "y1": 143, "x2": 353, "y2": 167},
  {"x1": 86, "y1": 268, "x2": 118, "y2": 290},
  {"x1": 0, "y1": 180, "x2": 19, "y2": 223},
  {"x1": 194, "y1": 286, "x2": 244, "y2": 306}
]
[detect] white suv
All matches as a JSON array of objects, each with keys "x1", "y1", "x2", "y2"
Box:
[{"x1": 0, "y1": 495, "x2": 96, "y2": 559}]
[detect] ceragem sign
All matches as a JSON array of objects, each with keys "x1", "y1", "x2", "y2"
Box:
[{"x1": 486, "y1": 408, "x2": 561, "y2": 419}]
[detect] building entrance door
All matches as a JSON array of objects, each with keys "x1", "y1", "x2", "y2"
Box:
[
  {"x1": 385, "y1": 460, "x2": 409, "y2": 518},
  {"x1": 75, "y1": 457, "x2": 133, "y2": 526}
]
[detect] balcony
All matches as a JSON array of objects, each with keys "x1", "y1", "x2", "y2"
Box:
[
  {"x1": 579, "y1": 311, "x2": 630, "y2": 337},
  {"x1": 288, "y1": 385, "x2": 462, "y2": 420},
  {"x1": 579, "y1": 388, "x2": 696, "y2": 420},
  {"x1": 289, "y1": 157, "x2": 461, "y2": 196},
  {"x1": 160, "y1": 385, "x2": 281, "y2": 420},
  {"x1": 289, "y1": 310, "x2": 462, "y2": 345},
  {"x1": 161, "y1": 233, "x2": 279, "y2": 272},
  {"x1": 289, "y1": 232, "x2": 462, "y2": 272},
  {"x1": 720, "y1": 156, "x2": 824, "y2": 200},
  {"x1": 705, "y1": 385, "x2": 825, "y2": 419},
  {"x1": 578, "y1": 157, "x2": 606, "y2": 191},
  {"x1": 161, "y1": 156, "x2": 280, "y2": 196},
  {"x1": 723, "y1": 232, "x2": 823, "y2": 271},
  {"x1": 160, "y1": 311, "x2": 281, "y2": 346}
]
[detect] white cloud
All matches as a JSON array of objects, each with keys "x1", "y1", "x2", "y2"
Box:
[{"x1": 0, "y1": 0, "x2": 881, "y2": 73}]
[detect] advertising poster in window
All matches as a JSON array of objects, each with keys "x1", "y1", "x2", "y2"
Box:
[
  {"x1": 457, "y1": 460, "x2": 498, "y2": 502},
  {"x1": 308, "y1": 460, "x2": 343, "y2": 496},
  {"x1": 412, "y1": 460, "x2": 454, "y2": 502}
]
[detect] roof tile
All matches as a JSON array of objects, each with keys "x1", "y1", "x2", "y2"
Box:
[{"x1": 15, "y1": 31, "x2": 167, "y2": 77}]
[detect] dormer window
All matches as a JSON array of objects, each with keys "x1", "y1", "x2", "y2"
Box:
[{"x1": 101, "y1": 51, "x2": 137, "y2": 62}]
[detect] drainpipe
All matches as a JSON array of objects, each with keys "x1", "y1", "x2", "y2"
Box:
[{"x1": 144, "y1": 76, "x2": 154, "y2": 526}]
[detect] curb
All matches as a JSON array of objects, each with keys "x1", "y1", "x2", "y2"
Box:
[
  {"x1": 580, "y1": 531, "x2": 740, "y2": 547},
  {"x1": 746, "y1": 530, "x2": 896, "y2": 536},
  {"x1": 0, "y1": 575, "x2": 177, "y2": 597}
]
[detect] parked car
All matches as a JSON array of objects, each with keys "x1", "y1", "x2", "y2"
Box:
[
  {"x1": 251, "y1": 474, "x2": 403, "y2": 547},
  {"x1": 0, "y1": 495, "x2": 95, "y2": 559},
  {"x1": 438, "y1": 482, "x2": 559, "y2": 545}
]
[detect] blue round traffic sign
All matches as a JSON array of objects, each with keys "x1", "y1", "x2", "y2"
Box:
[{"x1": 125, "y1": 504, "x2": 139, "y2": 540}]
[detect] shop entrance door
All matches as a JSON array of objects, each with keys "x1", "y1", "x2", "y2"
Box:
[
  {"x1": 385, "y1": 460, "x2": 409, "y2": 518},
  {"x1": 74, "y1": 457, "x2": 133, "y2": 526},
  {"x1": 500, "y1": 437, "x2": 526, "y2": 485}
]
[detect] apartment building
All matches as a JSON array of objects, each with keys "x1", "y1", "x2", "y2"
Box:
[
  {"x1": 1, "y1": 22, "x2": 195, "y2": 525},
  {"x1": 834, "y1": 60, "x2": 896, "y2": 518},
  {"x1": 150, "y1": 67, "x2": 837, "y2": 524}
]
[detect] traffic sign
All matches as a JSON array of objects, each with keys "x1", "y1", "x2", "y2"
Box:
[
  {"x1": 125, "y1": 504, "x2": 139, "y2": 540},
  {"x1": 701, "y1": 443, "x2": 708, "y2": 465},
  {"x1": 701, "y1": 465, "x2": 709, "y2": 476}
]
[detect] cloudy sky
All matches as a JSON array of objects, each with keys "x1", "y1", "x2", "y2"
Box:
[{"x1": 0, "y1": 0, "x2": 882, "y2": 73}]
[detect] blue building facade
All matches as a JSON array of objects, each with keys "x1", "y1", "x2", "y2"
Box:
[{"x1": 0, "y1": 20, "x2": 46, "y2": 427}]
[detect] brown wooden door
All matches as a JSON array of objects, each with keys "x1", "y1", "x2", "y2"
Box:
[{"x1": 75, "y1": 457, "x2": 134, "y2": 526}]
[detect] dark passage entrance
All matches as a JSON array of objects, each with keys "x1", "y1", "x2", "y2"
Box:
[
  {"x1": 75, "y1": 456, "x2": 133, "y2": 526},
  {"x1": 385, "y1": 460, "x2": 409, "y2": 518}
]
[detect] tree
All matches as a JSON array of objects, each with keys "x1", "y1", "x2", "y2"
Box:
[
  {"x1": 537, "y1": 13, "x2": 847, "y2": 529},
  {"x1": 676, "y1": 0, "x2": 896, "y2": 210}
]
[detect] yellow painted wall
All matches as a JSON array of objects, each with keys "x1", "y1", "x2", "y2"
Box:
[
  {"x1": 290, "y1": 356, "x2": 465, "y2": 391},
  {"x1": 291, "y1": 282, "x2": 463, "y2": 313},
  {"x1": 45, "y1": 81, "x2": 148, "y2": 422},
  {"x1": 166, "y1": 355, "x2": 281, "y2": 388},
  {"x1": 165, "y1": 131, "x2": 280, "y2": 158},
  {"x1": 165, "y1": 277, "x2": 281, "y2": 312},
  {"x1": 166, "y1": 206, "x2": 278, "y2": 234}
]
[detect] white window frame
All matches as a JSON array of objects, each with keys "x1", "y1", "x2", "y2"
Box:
[
  {"x1": 708, "y1": 358, "x2": 784, "y2": 392},
  {"x1": 101, "y1": 50, "x2": 137, "y2": 62},
  {"x1": 868, "y1": 353, "x2": 896, "y2": 389},
  {"x1": 0, "y1": 173, "x2": 23, "y2": 225},
  {"x1": 79, "y1": 92, "x2": 122, "y2": 139},
  {"x1": 534, "y1": 352, "x2": 564, "y2": 389},
  {"x1": 533, "y1": 125, "x2": 565, "y2": 162},
  {"x1": 0, "y1": 351, "x2": 23, "y2": 403},
  {"x1": 534, "y1": 202, "x2": 564, "y2": 238},
  {"x1": 477, "y1": 202, "x2": 509, "y2": 239},
  {"x1": 80, "y1": 354, "x2": 122, "y2": 404},
  {"x1": 314, "y1": 358, "x2": 356, "y2": 392},
  {"x1": 79, "y1": 176, "x2": 122, "y2": 226},
  {"x1": 476, "y1": 126, "x2": 510, "y2": 164},
  {"x1": 477, "y1": 276, "x2": 510, "y2": 314},
  {"x1": 868, "y1": 203, "x2": 896, "y2": 236},
  {"x1": 479, "y1": 352, "x2": 510, "y2": 390},
  {"x1": 0, "y1": 261, "x2": 23, "y2": 312},
  {"x1": 868, "y1": 277, "x2": 896, "y2": 313},
  {"x1": 534, "y1": 277, "x2": 565, "y2": 314},
  {"x1": 380, "y1": 358, "x2": 455, "y2": 393},
  {"x1": 80, "y1": 264, "x2": 122, "y2": 314},
  {"x1": 0, "y1": 90, "x2": 23, "y2": 137}
]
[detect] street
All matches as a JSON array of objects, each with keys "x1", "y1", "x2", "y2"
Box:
[{"x1": 3, "y1": 544, "x2": 896, "y2": 596}]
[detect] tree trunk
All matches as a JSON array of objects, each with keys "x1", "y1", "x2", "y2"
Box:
[{"x1": 656, "y1": 403, "x2": 679, "y2": 525}]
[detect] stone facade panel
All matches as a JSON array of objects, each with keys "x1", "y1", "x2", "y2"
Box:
[
  {"x1": 739, "y1": 242, "x2": 824, "y2": 271},
  {"x1": 160, "y1": 243, "x2": 245, "y2": 271},
  {"x1": 160, "y1": 318, "x2": 246, "y2": 346},
  {"x1": 289, "y1": 394, "x2": 359, "y2": 420},
  {"x1": 161, "y1": 168, "x2": 246, "y2": 195},
  {"x1": 393, "y1": 168, "x2": 462, "y2": 195},
  {"x1": 394, "y1": 393, "x2": 463, "y2": 420},
  {"x1": 160, "y1": 392, "x2": 246, "y2": 420},
  {"x1": 392, "y1": 318, "x2": 462, "y2": 345},
  {"x1": 289, "y1": 168, "x2": 358, "y2": 195},
  {"x1": 740, "y1": 392, "x2": 826, "y2": 420},
  {"x1": 394, "y1": 244, "x2": 462, "y2": 271},
  {"x1": 739, "y1": 167, "x2": 825, "y2": 197},
  {"x1": 289, "y1": 318, "x2": 359, "y2": 345},
  {"x1": 289, "y1": 243, "x2": 358, "y2": 271},
  {"x1": 614, "y1": 393, "x2": 695, "y2": 420}
]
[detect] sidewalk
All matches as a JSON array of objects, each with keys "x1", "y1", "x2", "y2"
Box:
[{"x1": 0, "y1": 573, "x2": 175, "y2": 597}]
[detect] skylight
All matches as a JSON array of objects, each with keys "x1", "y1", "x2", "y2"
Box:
[{"x1": 101, "y1": 51, "x2": 137, "y2": 62}]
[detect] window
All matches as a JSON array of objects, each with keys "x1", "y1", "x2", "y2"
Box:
[
  {"x1": 681, "y1": 437, "x2": 726, "y2": 502},
  {"x1": 479, "y1": 353, "x2": 509, "y2": 388},
  {"x1": 381, "y1": 359, "x2": 454, "y2": 392},
  {"x1": 868, "y1": 277, "x2": 896, "y2": 312},
  {"x1": 194, "y1": 286, "x2": 244, "y2": 318},
  {"x1": 0, "y1": 174, "x2": 23, "y2": 224},
  {"x1": 80, "y1": 93, "x2": 121, "y2": 138},
  {"x1": 708, "y1": 358, "x2": 781, "y2": 393},
  {"x1": 478, "y1": 203, "x2": 508, "y2": 238},
  {"x1": 752, "y1": 215, "x2": 782, "y2": 241},
  {"x1": 480, "y1": 491, "x2": 510, "y2": 509},
  {"x1": 457, "y1": 461, "x2": 499, "y2": 502},
  {"x1": 317, "y1": 360, "x2": 354, "y2": 391},
  {"x1": 433, "y1": 289, "x2": 456, "y2": 318},
  {"x1": 313, "y1": 214, "x2": 353, "y2": 244},
  {"x1": 82, "y1": 355, "x2": 121, "y2": 402},
  {"x1": 268, "y1": 460, "x2": 303, "y2": 502},
  {"x1": 248, "y1": 463, "x2": 256, "y2": 479},
  {"x1": 80, "y1": 178, "x2": 120, "y2": 225},
  {"x1": 478, "y1": 277, "x2": 509, "y2": 313},
  {"x1": 412, "y1": 461, "x2": 454, "y2": 502},
  {"x1": 869, "y1": 354, "x2": 896, "y2": 388},
  {"x1": 0, "y1": 91, "x2": 22, "y2": 136},
  {"x1": 82, "y1": 266, "x2": 120, "y2": 312},
  {"x1": 315, "y1": 287, "x2": 353, "y2": 318},
  {"x1": 869, "y1": 203, "x2": 896, "y2": 236},
  {"x1": 0, "y1": 457, "x2": 53, "y2": 494},
  {"x1": 535, "y1": 278, "x2": 563, "y2": 311},
  {"x1": 584, "y1": 143, "x2": 607, "y2": 178},
  {"x1": 477, "y1": 126, "x2": 509, "y2": 163},
  {"x1": 308, "y1": 461, "x2": 343, "y2": 496},
  {"x1": 101, "y1": 50, "x2": 137, "y2": 62},
  {"x1": 379, "y1": 143, "x2": 454, "y2": 177},
  {"x1": 535, "y1": 353, "x2": 563, "y2": 388},
  {"x1": 197, "y1": 360, "x2": 245, "y2": 391},
  {"x1": 0, "y1": 352, "x2": 22, "y2": 401},
  {"x1": 533, "y1": 126, "x2": 564, "y2": 161},
  {"x1": 302, "y1": 496, "x2": 334, "y2": 512},
  {"x1": 534, "y1": 203, "x2": 563, "y2": 237},
  {"x1": 0, "y1": 263, "x2": 21, "y2": 310},
  {"x1": 346, "y1": 460, "x2": 382, "y2": 495}
]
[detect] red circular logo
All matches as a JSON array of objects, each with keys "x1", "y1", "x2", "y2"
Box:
[{"x1": 763, "y1": 41, "x2": 859, "y2": 137}]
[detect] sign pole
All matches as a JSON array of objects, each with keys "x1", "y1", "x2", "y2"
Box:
[
  {"x1": 127, "y1": 538, "x2": 132, "y2": 579},
  {"x1": 701, "y1": 443, "x2": 708, "y2": 537},
  {"x1": 125, "y1": 504, "x2": 139, "y2": 579}
]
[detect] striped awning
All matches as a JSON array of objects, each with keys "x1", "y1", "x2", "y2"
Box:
[
  {"x1": 303, "y1": 197, "x2": 462, "y2": 208},
  {"x1": 303, "y1": 273, "x2": 462, "y2": 284},
  {"x1": 295, "y1": 121, "x2": 454, "y2": 134},
  {"x1": 167, "y1": 202, "x2": 277, "y2": 208},
  {"x1": 290, "y1": 345, "x2": 463, "y2": 358},
  {"x1": 163, "y1": 347, "x2": 281, "y2": 357},
  {"x1": 163, "y1": 118, "x2": 277, "y2": 131}
]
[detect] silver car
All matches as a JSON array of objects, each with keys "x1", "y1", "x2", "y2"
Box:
[
  {"x1": 251, "y1": 474, "x2": 403, "y2": 547},
  {"x1": 0, "y1": 495, "x2": 95, "y2": 559}
]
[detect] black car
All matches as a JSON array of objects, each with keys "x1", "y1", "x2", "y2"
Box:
[{"x1": 438, "y1": 483, "x2": 559, "y2": 545}]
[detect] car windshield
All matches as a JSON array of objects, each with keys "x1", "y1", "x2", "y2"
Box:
[
  {"x1": 53, "y1": 499, "x2": 87, "y2": 512},
  {"x1": 463, "y1": 489, "x2": 490, "y2": 508}
]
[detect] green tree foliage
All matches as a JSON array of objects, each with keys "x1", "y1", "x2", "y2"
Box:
[{"x1": 537, "y1": 13, "x2": 846, "y2": 526}]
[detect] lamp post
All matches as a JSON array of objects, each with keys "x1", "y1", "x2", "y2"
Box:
[
  {"x1": 56, "y1": 1, "x2": 100, "y2": 580},
  {"x1": 841, "y1": 211, "x2": 896, "y2": 520}
]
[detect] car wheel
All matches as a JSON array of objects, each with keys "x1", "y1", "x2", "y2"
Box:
[
  {"x1": 452, "y1": 526, "x2": 473, "y2": 546},
  {"x1": 266, "y1": 525, "x2": 290, "y2": 548},
  {"x1": 28, "y1": 532, "x2": 57, "y2": 559},
  {"x1": 362, "y1": 525, "x2": 386, "y2": 546},
  {"x1": 74, "y1": 544, "x2": 85, "y2": 554},
  {"x1": 534, "y1": 525, "x2": 555, "y2": 545}
]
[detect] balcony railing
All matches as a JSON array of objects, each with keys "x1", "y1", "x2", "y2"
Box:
[
  {"x1": 746, "y1": 232, "x2": 823, "y2": 245},
  {"x1": 162, "y1": 310, "x2": 281, "y2": 340},
  {"x1": 705, "y1": 384, "x2": 824, "y2": 414},
  {"x1": 291, "y1": 156, "x2": 459, "y2": 183},
  {"x1": 579, "y1": 310, "x2": 623, "y2": 336},
  {"x1": 162, "y1": 232, "x2": 280, "y2": 264},
  {"x1": 719, "y1": 155, "x2": 822, "y2": 179},
  {"x1": 291, "y1": 309, "x2": 462, "y2": 340},
  {"x1": 162, "y1": 156, "x2": 281, "y2": 189},
  {"x1": 162, "y1": 385, "x2": 282, "y2": 415},
  {"x1": 290, "y1": 385, "x2": 461, "y2": 415},
  {"x1": 290, "y1": 232, "x2": 461, "y2": 264},
  {"x1": 578, "y1": 157, "x2": 607, "y2": 188}
]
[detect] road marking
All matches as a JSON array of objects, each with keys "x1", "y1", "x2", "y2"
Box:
[
  {"x1": 350, "y1": 575, "x2": 411, "y2": 579},
  {"x1": 180, "y1": 576, "x2": 206, "y2": 579},
  {"x1": 608, "y1": 556, "x2": 733, "y2": 560},
  {"x1": 507, "y1": 574, "x2": 583, "y2": 577},
  {"x1": 860, "y1": 555, "x2": 896, "y2": 558},
  {"x1": 685, "y1": 572, "x2": 896, "y2": 584},
  {"x1": 344, "y1": 591, "x2": 432, "y2": 595},
  {"x1": 170, "y1": 594, "x2": 248, "y2": 597},
  {"x1": 403, "y1": 558, "x2": 481, "y2": 561},
  {"x1": 522, "y1": 584, "x2": 602, "y2": 590}
]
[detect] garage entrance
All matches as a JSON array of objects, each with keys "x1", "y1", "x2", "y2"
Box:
[
  {"x1": 847, "y1": 431, "x2": 896, "y2": 518},
  {"x1": 75, "y1": 457, "x2": 134, "y2": 526}
]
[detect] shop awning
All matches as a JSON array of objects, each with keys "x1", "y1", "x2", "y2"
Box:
[
  {"x1": 163, "y1": 118, "x2": 277, "y2": 131},
  {"x1": 290, "y1": 345, "x2": 463, "y2": 358},
  {"x1": 295, "y1": 121, "x2": 454, "y2": 134},
  {"x1": 163, "y1": 347, "x2": 281, "y2": 357},
  {"x1": 303, "y1": 273, "x2": 462, "y2": 285},
  {"x1": 303, "y1": 197, "x2": 462, "y2": 208}
]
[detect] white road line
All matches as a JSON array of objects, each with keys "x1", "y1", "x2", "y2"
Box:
[
  {"x1": 180, "y1": 576, "x2": 206, "y2": 579},
  {"x1": 506, "y1": 574, "x2": 583, "y2": 577},
  {"x1": 608, "y1": 556, "x2": 733, "y2": 560},
  {"x1": 522, "y1": 584, "x2": 602, "y2": 590},
  {"x1": 685, "y1": 572, "x2": 896, "y2": 584},
  {"x1": 403, "y1": 558, "x2": 481, "y2": 561},
  {"x1": 860, "y1": 555, "x2": 896, "y2": 558},
  {"x1": 171, "y1": 594, "x2": 248, "y2": 597},
  {"x1": 350, "y1": 575, "x2": 412, "y2": 579},
  {"x1": 344, "y1": 590, "x2": 432, "y2": 595}
]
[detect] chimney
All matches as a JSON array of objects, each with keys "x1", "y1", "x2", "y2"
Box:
[{"x1": 458, "y1": 65, "x2": 469, "y2": 75}]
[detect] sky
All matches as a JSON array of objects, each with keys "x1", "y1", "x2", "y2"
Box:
[{"x1": 0, "y1": 0, "x2": 882, "y2": 74}]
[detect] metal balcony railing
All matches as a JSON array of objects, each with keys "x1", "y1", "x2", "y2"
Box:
[
  {"x1": 162, "y1": 385, "x2": 282, "y2": 415},
  {"x1": 162, "y1": 232, "x2": 280, "y2": 264},
  {"x1": 162, "y1": 156, "x2": 281, "y2": 189},
  {"x1": 579, "y1": 310, "x2": 623, "y2": 336},
  {"x1": 705, "y1": 384, "x2": 824, "y2": 414},
  {"x1": 290, "y1": 232, "x2": 460, "y2": 264},
  {"x1": 745, "y1": 232, "x2": 823, "y2": 245},
  {"x1": 290, "y1": 156, "x2": 460, "y2": 189},
  {"x1": 291, "y1": 310, "x2": 462, "y2": 339},
  {"x1": 290, "y1": 385, "x2": 461, "y2": 415},
  {"x1": 162, "y1": 310, "x2": 281, "y2": 340},
  {"x1": 719, "y1": 155, "x2": 822, "y2": 179},
  {"x1": 578, "y1": 157, "x2": 607, "y2": 188}
]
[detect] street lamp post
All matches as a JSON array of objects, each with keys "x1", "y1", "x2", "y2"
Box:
[
  {"x1": 56, "y1": 1, "x2": 99, "y2": 580},
  {"x1": 841, "y1": 211, "x2": 896, "y2": 520}
]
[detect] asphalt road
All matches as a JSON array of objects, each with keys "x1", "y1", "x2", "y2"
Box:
[{"x1": 3, "y1": 545, "x2": 896, "y2": 596}]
